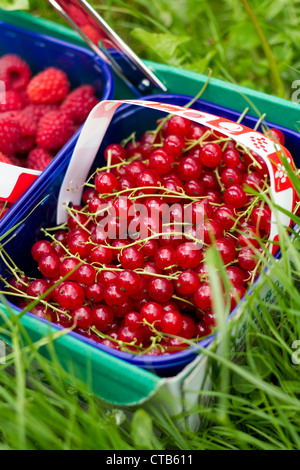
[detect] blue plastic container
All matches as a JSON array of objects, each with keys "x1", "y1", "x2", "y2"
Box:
[
  {"x1": 0, "y1": 93, "x2": 299, "y2": 377},
  {"x1": 0, "y1": 20, "x2": 114, "y2": 102}
]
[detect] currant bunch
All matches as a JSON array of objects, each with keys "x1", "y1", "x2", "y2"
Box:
[{"x1": 6, "y1": 114, "x2": 282, "y2": 357}]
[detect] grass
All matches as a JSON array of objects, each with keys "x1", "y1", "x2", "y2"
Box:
[
  {"x1": 1, "y1": 0, "x2": 300, "y2": 451},
  {"x1": 1, "y1": 202, "x2": 300, "y2": 450},
  {"x1": 27, "y1": 0, "x2": 300, "y2": 99}
]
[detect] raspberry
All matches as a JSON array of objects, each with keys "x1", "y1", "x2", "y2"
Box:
[
  {"x1": 4, "y1": 110, "x2": 36, "y2": 137},
  {"x1": 9, "y1": 155, "x2": 26, "y2": 167},
  {"x1": 16, "y1": 135, "x2": 36, "y2": 155},
  {"x1": 36, "y1": 110, "x2": 74, "y2": 151},
  {"x1": 2, "y1": 110, "x2": 36, "y2": 155},
  {"x1": 21, "y1": 103, "x2": 59, "y2": 127},
  {"x1": 0, "y1": 114, "x2": 20, "y2": 156},
  {"x1": 27, "y1": 67, "x2": 70, "y2": 104},
  {"x1": 0, "y1": 54, "x2": 31, "y2": 91},
  {"x1": 60, "y1": 85, "x2": 99, "y2": 124},
  {"x1": 0, "y1": 90, "x2": 23, "y2": 113},
  {"x1": 26, "y1": 148, "x2": 53, "y2": 171},
  {"x1": 18, "y1": 89, "x2": 31, "y2": 107},
  {"x1": 0, "y1": 151, "x2": 12, "y2": 165}
]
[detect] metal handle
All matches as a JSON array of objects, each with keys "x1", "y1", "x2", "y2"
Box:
[{"x1": 46, "y1": 0, "x2": 167, "y2": 96}]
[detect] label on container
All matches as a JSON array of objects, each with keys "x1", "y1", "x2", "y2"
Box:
[{"x1": 0, "y1": 163, "x2": 41, "y2": 203}]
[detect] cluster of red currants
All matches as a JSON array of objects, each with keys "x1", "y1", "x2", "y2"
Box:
[{"x1": 7, "y1": 114, "x2": 285, "y2": 356}]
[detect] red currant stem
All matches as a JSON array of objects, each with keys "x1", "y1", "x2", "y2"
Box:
[
  {"x1": 183, "y1": 69, "x2": 213, "y2": 108},
  {"x1": 214, "y1": 166, "x2": 225, "y2": 191},
  {"x1": 142, "y1": 341, "x2": 165, "y2": 355},
  {"x1": 131, "y1": 192, "x2": 198, "y2": 203},
  {"x1": 0, "y1": 277, "x2": 27, "y2": 296},
  {"x1": 143, "y1": 318, "x2": 165, "y2": 351},
  {"x1": 106, "y1": 149, "x2": 112, "y2": 173},
  {"x1": 208, "y1": 137, "x2": 234, "y2": 146},
  {"x1": 65, "y1": 206, "x2": 91, "y2": 234},
  {"x1": 150, "y1": 143, "x2": 164, "y2": 149},
  {"x1": 45, "y1": 222, "x2": 68, "y2": 232},
  {"x1": 236, "y1": 143, "x2": 263, "y2": 170},
  {"x1": 90, "y1": 152, "x2": 147, "y2": 184},
  {"x1": 69, "y1": 204, "x2": 111, "y2": 225},
  {"x1": 101, "y1": 229, "x2": 203, "y2": 253},
  {"x1": 92, "y1": 264, "x2": 123, "y2": 274},
  {"x1": 228, "y1": 233, "x2": 239, "y2": 241},
  {"x1": 81, "y1": 259, "x2": 181, "y2": 282},
  {"x1": 85, "y1": 182, "x2": 205, "y2": 203},
  {"x1": 142, "y1": 318, "x2": 165, "y2": 341},
  {"x1": 83, "y1": 154, "x2": 141, "y2": 188},
  {"x1": 253, "y1": 113, "x2": 267, "y2": 131},
  {"x1": 0, "y1": 248, "x2": 30, "y2": 285},
  {"x1": 149, "y1": 116, "x2": 170, "y2": 144},
  {"x1": 120, "y1": 131, "x2": 136, "y2": 148},
  {"x1": 107, "y1": 185, "x2": 187, "y2": 200},
  {"x1": 237, "y1": 107, "x2": 250, "y2": 124},
  {"x1": 144, "y1": 317, "x2": 202, "y2": 349},
  {"x1": 90, "y1": 325, "x2": 144, "y2": 351},
  {"x1": 161, "y1": 221, "x2": 185, "y2": 226},
  {"x1": 41, "y1": 228, "x2": 79, "y2": 260},
  {"x1": 248, "y1": 257, "x2": 263, "y2": 286},
  {"x1": 293, "y1": 200, "x2": 300, "y2": 215},
  {"x1": 2, "y1": 253, "x2": 84, "y2": 316},
  {"x1": 84, "y1": 163, "x2": 120, "y2": 187},
  {"x1": 184, "y1": 130, "x2": 212, "y2": 152},
  {"x1": 172, "y1": 294, "x2": 195, "y2": 307},
  {"x1": 136, "y1": 268, "x2": 179, "y2": 281},
  {"x1": 0, "y1": 287, "x2": 72, "y2": 321},
  {"x1": 229, "y1": 189, "x2": 270, "y2": 232}
]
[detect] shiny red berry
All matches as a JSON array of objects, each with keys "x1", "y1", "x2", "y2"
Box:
[
  {"x1": 147, "y1": 277, "x2": 174, "y2": 303},
  {"x1": 223, "y1": 184, "x2": 248, "y2": 209},
  {"x1": 199, "y1": 143, "x2": 223, "y2": 168},
  {"x1": 161, "y1": 310, "x2": 184, "y2": 335},
  {"x1": 175, "y1": 242, "x2": 202, "y2": 269},
  {"x1": 175, "y1": 269, "x2": 200, "y2": 296},
  {"x1": 92, "y1": 305, "x2": 114, "y2": 332}
]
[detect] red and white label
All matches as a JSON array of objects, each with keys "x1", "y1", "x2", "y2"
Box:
[{"x1": 0, "y1": 163, "x2": 41, "y2": 203}]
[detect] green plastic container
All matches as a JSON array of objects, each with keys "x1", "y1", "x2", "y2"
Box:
[{"x1": 0, "y1": 9, "x2": 299, "y2": 430}]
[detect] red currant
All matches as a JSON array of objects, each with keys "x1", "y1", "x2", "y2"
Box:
[
  {"x1": 147, "y1": 277, "x2": 174, "y2": 303},
  {"x1": 199, "y1": 143, "x2": 222, "y2": 168},
  {"x1": 175, "y1": 242, "x2": 202, "y2": 269},
  {"x1": 161, "y1": 310, "x2": 184, "y2": 335},
  {"x1": 175, "y1": 269, "x2": 200, "y2": 296}
]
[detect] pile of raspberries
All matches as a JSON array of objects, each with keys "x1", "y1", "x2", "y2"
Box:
[
  {"x1": 0, "y1": 53, "x2": 100, "y2": 172},
  {"x1": 0, "y1": 53, "x2": 100, "y2": 219}
]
